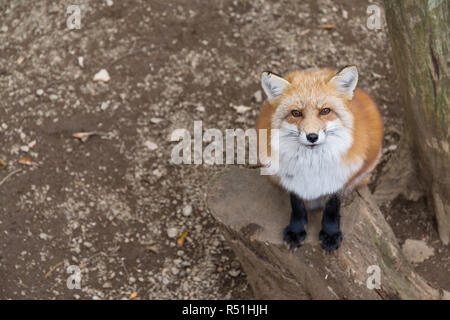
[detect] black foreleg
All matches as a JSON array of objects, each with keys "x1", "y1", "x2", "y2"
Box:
[
  {"x1": 319, "y1": 194, "x2": 343, "y2": 252},
  {"x1": 283, "y1": 193, "x2": 308, "y2": 250}
]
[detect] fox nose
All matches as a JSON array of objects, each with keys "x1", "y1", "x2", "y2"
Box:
[{"x1": 306, "y1": 133, "x2": 318, "y2": 143}]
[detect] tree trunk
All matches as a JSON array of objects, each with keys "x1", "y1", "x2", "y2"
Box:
[
  {"x1": 383, "y1": 0, "x2": 450, "y2": 244},
  {"x1": 207, "y1": 168, "x2": 449, "y2": 299}
]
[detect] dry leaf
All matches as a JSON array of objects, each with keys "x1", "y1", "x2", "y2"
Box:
[
  {"x1": 0, "y1": 159, "x2": 7, "y2": 169},
  {"x1": 318, "y1": 24, "x2": 336, "y2": 30},
  {"x1": 299, "y1": 30, "x2": 310, "y2": 36},
  {"x1": 19, "y1": 157, "x2": 39, "y2": 166},
  {"x1": 44, "y1": 261, "x2": 63, "y2": 278},
  {"x1": 146, "y1": 245, "x2": 159, "y2": 254},
  {"x1": 73, "y1": 131, "x2": 97, "y2": 143},
  {"x1": 177, "y1": 231, "x2": 188, "y2": 246},
  {"x1": 129, "y1": 292, "x2": 138, "y2": 299}
]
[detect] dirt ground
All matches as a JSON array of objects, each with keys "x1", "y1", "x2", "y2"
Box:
[{"x1": 0, "y1": 0, "x2": 448, "y2": 299}]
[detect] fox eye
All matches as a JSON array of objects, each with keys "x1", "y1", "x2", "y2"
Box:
[
  {"x1": 319, "y1": 107, "x2": 331, "y2": 115},
  {"x1": 291, "y1": 110, "x2": 302, "y2": 117}
]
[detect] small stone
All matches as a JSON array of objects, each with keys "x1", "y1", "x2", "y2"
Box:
[
  {"x1": 152, "y1": 169, "x2": 162, "y2": 178},
  {"x1": 182, "y1": 205, "x2": 192, "y2": 216},
  {"x1": 167, "y1": 227, "x2": 178, "y2": 238},
  {"x1": 102, "y1": 282, "x2": 112, "y2": 288},
  {"x1": 36, "y1": 89, "x2": 44, "y2": 96},
  {"x1": 93, "y1": 69, "x2": 110, "y2": 82},
  {"x1": 83, "y1": 241, "x2": 93, "y2": 248},
  {"x1": 342, "y1": 9, "x2": 348, "y2": 19},
  {"x1": 100, "y1": 101, "x2": 110, "y2": 111},
  {"x1": 78, "y1": 56, "x2": 84, "y2": 68},
  {"x1": 254, "y1": 90, "x2": 263, "y2": 103},
  {"x1": 150, "y1": 117, "x2": 164, "y2": 124},
  {"x1": 39, "y1": 233, "x2": 49, "y2": 240},
  {"x1": 228, "y1": 269, "x2": 240, "y2": 277},
  {"x1": 144, "y1": 140, "x2": 158, "y2": 151},
  {"x1": 171, "y1": 267, "x2": 179, "y2": 275},
  {"x1": 181, "y1": 261, "x2": 191, "y2": 267},
  {"x1": 49, "y1": 94, "x2": 58, "y2": 101}
]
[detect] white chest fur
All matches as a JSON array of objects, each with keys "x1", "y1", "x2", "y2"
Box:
[{"x1": 271, "y1": 127, "x2": 362, "y2": 201}]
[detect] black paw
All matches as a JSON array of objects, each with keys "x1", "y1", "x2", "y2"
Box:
[
  {"x1": 283, "y1": 225, "x2": 306, "y2": 250},
  {"x1": 319, "y1": 230, "x2": 342, "y2": 253}
]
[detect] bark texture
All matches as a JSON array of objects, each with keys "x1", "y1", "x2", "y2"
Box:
[
  {"x1": 383, "y1": 0, "x2": 450, "y2": 244},
  {"x1": 207, "y1": 168, "x2": 450, "y2": 299}
]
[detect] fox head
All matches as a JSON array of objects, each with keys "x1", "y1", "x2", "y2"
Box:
[{"x1": 261, "y1": 66, "x2": 358, "y2": 151}]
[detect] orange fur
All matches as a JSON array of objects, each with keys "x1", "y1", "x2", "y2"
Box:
[
  {"x1": 256, "y1": 67, "x2": 383, "y2": 192},
  {"x1": 344, "y1": 88, "x2": 383, "y2": 190}
]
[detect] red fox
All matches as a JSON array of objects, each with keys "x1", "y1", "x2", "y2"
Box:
[{"x1": 256, "y1": 66, "x2": 383, "y2": 252}]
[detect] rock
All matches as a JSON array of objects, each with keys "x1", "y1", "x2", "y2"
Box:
[
  {"x1": 100, "y1": 101, "x2": 110, "y2": 111},
  {"x1": 254, "y1": 90, "x2": 263, "y2": 103},
  {"x1": 78, "y1": 56, "x2": 84, "y2": 68},
  {"x1": 144, "y1": 140, "x2": 158, "y2": 151},
  {"x1": 39, "y1": 233, "x2": 49, "y2": 240},
  {"x1": 150, "y1": 117, "x2": 164, "y2": 124},
  {"x1": 83, "y1": 241, "x2": 93, "y2": 248},
  {"x1": 233, "y1": 105, "x2": 252, "y2": 114},
  {"x1": 342, "y1": 9, "x2": 348, "y2": 19},
  {"x1": 182, "y1": 205, "x2": 193, "y2": 217},
  {"x1": 402, "y1": 239, "x2": 435, "y2": 263},
  {"x1": 152, "y1": 169, "x2": 162, "y2": 178},
  {"x1": 36, "y1": 89, "x2": 44, "y2": 96},
  {"x1": 228, "y1": 269, "x2": 240, "y2": 277},
  {"x1": 167, "y1": 227, "x2": 178, "y2": 238},
  {"x1": 93, "y1": 69, "x2": 110, "y2": 82}
]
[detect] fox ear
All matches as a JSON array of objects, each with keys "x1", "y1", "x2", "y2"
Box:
[
  {"x1": 261, "y1": 71, "x2": 290, "y2": 100},
  {"x1": 329, "y1": 65, "x2": 358, "y2": 98}
]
